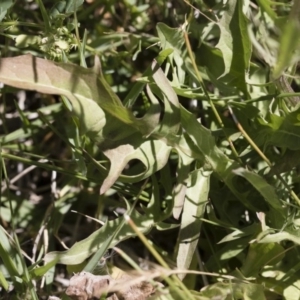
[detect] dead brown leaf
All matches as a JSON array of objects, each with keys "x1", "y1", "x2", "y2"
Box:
[{"x1": 65, "y1": 271, "x2": 163, "y2": 300}]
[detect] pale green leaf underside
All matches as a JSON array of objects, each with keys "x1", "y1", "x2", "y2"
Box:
[
  {"x1": 101, "y1": 140, "x2": 171, "y2": 194},
  {"x1": 0, "y1": 55, "x2": 153, "y2": 140},
  {"x1": 258, "y1": 231, "x2": 300, "y2": 245},
  {"x1": 176, "y1": 168, "x2": 211, "y2": 280}
]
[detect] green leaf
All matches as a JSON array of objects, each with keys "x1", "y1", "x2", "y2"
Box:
[
  {"x1": 194, "y1": 44, "x2": 238, "y2": 95},
  {"x1": 272, "y1": 1, "x2": 300, "y2": 79},
  {"x1": 0, "y1": 0, "x2": 13, "y2": 11},
  {"x1": 65, "y1": 0, "x2": 84, "y2": 14},
  {"x1": 49, "y1": 1, "x2": 66, "y2": 18},
  {"x1": 123, "y1": 48, "x2": 172, "y2": 107},
  {"x1": 30, "y1": 258, "x2": 59, "y2": 277},
  {"x1": 0, "y1": 0, "x2": 14, "y2": 22},
  {"x1": 0, "y1": 270, "x2": 8, "y2": 291},
  {"x1": 284, "y1": 279, "x2": 300, "y2": 300},
  {"x1": 100, "y1": 139, "x2": 171, "y2": 194},
  {"x1": 156, "y1": 23, "x2": 185, "y2": 84},
  {"x1": 200, "y1": 282, "x2": 266, "y2": 300},
  {"x1": 268, "y1": 149, "x2": 300, "y2": 176},
  {"x1": 84, "y1": 200, "x2": 129, "y2": 273},
  {"x1": 258, "y1": 231, "x2": 300, "y2": 245},
  {"x1": 206, "y1": 236, "x2": 253, "y2": 270},
  {"x1": 176, "y1": 168, "x2": 211, "y2": 280},
  {"x1": 233, "y1": 167, "x2": 283, "y2": 212},
  {"x1": 216, "y1": 0, "x2": 251, "y2": 94},
  {"x1": 0, "y1": 55, "x2": 152, "y2": 142},
  {"x1": 255, "y1": 111, "x2": 300, "y2": 150},
  {"x1": 240, "y1": 243, "x2": 284, "y2": 277},
  {"x1": 256, "y1": 0, "x2": 277, "y2": 21},
  {"x1": 172, "y1": 149, "x2": 194, "y2": 219},
  {"x1": 180, "y1": 106, "x2": 265, "y2": 212},
  {"x1": 36, "y1": 0, "x2": 51, "y2": 33},
  {"x1": 150, "y1": 60, "x2": 181, "y2": 136},
  {"x1": 179, "y1": 106, "x2": 228, "y2": 171},
  {"x1": 147, "y1": 176, "x2": 171, "y2": 223},
  {"x1": 218, "y1": 224, "x2": 261, "y2": 244},
  {"x1": 0, "y1": 226, "x2": 23, "y2": 278},
  {"x1": 44, "y1": 209, "x2": 154, "y2": 265},
  {"x1": 0, "y1": 55, "x2": 106, "y2": 139}
]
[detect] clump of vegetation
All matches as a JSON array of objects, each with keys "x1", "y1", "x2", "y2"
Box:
[{"x1": 0, "y1": 0, "x2": 300, "y2": 299}]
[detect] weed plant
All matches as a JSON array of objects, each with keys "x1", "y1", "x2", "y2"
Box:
[{"x1": 0, "y1": 0, "x2": 300, "y2": 299}]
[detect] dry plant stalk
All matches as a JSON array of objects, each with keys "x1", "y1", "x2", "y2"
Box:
[{"x1": 65, "y1": 271, "x2": 162, "y2": 300}]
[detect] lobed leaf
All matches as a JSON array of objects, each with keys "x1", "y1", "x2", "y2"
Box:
[{"x1": 100, "y1": 139, "x2": 171, "y2": 194}]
